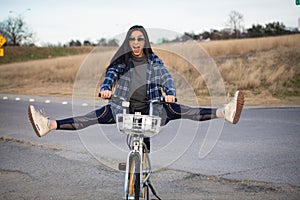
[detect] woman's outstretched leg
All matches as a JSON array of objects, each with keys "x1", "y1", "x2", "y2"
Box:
[
  {"x1": 28, "y1": 105, "x2": 115, "y2": 137},
  {"x1": 56, "y1": 105, "x2": 115, "y2": 130},
  {"x1": 163, "y1": 103, "x2": 218, "y2": 124},
  {"x1": 163, "y1": 90, "x2": 244, "y2": 124}
]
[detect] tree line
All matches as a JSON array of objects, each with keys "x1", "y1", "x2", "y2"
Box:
[
  {"x1": 167, "y1": 11, "x2": 299, "y2": 42},
  {"x1": 0, "y1": 10, "x2": 299, "y2": 46},
  {"x1": 176, "y1": 21, "x2": 298, "y2": 43},
  {"x1": 68, "y1": 38, "x2": 118, "y2": 47}
]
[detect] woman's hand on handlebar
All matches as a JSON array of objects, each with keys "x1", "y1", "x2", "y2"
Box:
[
  {"x1": 100, "y1": 90, "x2": 112, "y2": 99},
  {"x1": 164, "y1": 95, "x2": 176, "y2": 103}
]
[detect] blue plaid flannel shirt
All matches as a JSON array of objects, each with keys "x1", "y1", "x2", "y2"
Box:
[{"x1": 100, "y1": 53, "x2": 176, "y2": 117}]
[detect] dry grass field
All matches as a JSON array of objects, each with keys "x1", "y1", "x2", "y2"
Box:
[
  {"x1": 0, "y1": 35, "x2": 299, "y2": 106},
  {"x1": 203, "y1": 35, "x2": 300, "y2": 105}
]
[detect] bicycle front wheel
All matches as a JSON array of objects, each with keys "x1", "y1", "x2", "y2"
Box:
[{"x1": 127, "y1": 153, "x2": 141, "y2": 200}]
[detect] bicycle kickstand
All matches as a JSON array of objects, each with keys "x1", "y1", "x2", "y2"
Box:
[{"x1": 144, "y1": 180, "x2": 162, "y2": 200}]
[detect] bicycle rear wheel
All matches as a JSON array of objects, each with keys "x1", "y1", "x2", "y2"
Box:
[{"x1": 127, "y1": 153, "x2": 141, "y2": 200}]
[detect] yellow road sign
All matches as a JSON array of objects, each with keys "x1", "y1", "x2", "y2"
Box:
[
  {"x1": 0, "y1": 34, "x2": 6, "y2": 47},
  {"x1": 0, "y1": 34, "x2": 6, "y2": 57}
]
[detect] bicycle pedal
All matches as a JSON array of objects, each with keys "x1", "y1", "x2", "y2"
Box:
[{"x1": 118, "y1": 162, "x2": 126, "y2": 171}]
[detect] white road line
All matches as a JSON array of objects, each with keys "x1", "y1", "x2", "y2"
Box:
[{"x1": 1, "y1": 95, "x2": 89, "y2": 107}]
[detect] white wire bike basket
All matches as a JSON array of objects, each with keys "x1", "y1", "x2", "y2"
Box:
[{"x1": 116, "y1": 113, "x2": 161, "y2": 135}]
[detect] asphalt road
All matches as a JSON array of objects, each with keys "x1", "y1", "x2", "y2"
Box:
[{"x1": 0, "y1": 94, "x2": 300, "y2": 199}]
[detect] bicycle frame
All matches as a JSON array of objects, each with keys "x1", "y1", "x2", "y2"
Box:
[
  {"x1": 98, "y1": 94, "x2": 168, "y2": 199},
  {"x1": 116, "y1": 99, "x2": 160, "y2": 200},
  {"x1": 123, "y1": 133, "x2": 152, "y2": 199}
]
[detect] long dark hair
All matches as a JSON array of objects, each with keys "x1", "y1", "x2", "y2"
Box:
[{"x1": 106, "y1": 25, "x2": 153, "y2": 72}]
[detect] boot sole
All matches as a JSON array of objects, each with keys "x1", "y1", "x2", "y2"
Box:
[
  {"x1": 28, "y1": 106, "x2": 42, "y2": 137},
  {"x1": 232, "y1": 91, "x2": 244, "y2": 124}
]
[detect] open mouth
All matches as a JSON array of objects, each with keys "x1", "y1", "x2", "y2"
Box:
[{"x1": 132, "y1": 46, "x2": 141, "y2": 54}]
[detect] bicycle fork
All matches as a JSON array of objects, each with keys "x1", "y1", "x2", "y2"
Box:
[{"x1": 123, "y1": 135, "x2": 152, "y2": 199}]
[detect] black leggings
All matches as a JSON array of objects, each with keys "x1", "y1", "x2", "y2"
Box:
[{"x1": 56, "y1": 103, "x2": 217, "y2": 130}]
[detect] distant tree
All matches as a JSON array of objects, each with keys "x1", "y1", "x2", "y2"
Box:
[
  {"x1": 201, "y1": 31, "x2": 211, "y2": 40},
  {"x1": 69, "y1": 39, "x2": 81, "y2": 46},
  {"x1": 0, "y1": 16, "x2": 34, "y2": 46},
  {"x1": 188, "y1": 32, "x2": 200, "y2": 40},
  {"x1": 69, "y1": 40, "x2": 75, "y2": 46},
  {"x1": 264, "y1": 22, "x2": 286, "y2": 36},
  {"x1": 247, "y1": 24, "x2": 265, "y2": 37},
  {"x1": 107, "y1": 38, "x2": 119, "y2": 46},
  {"x1": 97, "y1": 38, "x2": 107, "y2": 46},
  {"x1": 210, "y1": 29, "x2": 222, "y2": 40},
  {"x1": 227, "y1": 10, "x2": 244, "y2": 38},
  {"x1": 181, "y1": 32, "x2": 193, "y2": 42},
  {"x1": 220, "y1": 28, "x2": 231, "y2": 39},
  {"x1": 83, "y1": 40, "x2": 93, "y2": 46},
  {"x1": 75, "y1": 40, "x2": 81, "y2": 46}
]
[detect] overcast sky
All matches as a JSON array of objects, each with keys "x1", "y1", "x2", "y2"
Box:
[{"x1": 1, "y1": 0, "x2": 299, "y2": 45}]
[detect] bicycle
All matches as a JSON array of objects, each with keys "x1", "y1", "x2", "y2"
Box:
[{"x1": 111, "y1": 95, "x2": 167, "y2": 200}]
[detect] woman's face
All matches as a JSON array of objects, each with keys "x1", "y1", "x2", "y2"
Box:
[{"x1": 128, "y1": 30, "x2": 145, "y2": 58}]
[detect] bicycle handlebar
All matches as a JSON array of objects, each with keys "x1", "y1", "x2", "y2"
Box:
[
  {"x1": 98, "y1": 93, "x2": 177, "y2": 103},
  {"x1": 155, "y1": 96, "x2": 177, "y2": 103},
  {"x1": 99, "y1": 93, "x2": 177, "y2": 117}
]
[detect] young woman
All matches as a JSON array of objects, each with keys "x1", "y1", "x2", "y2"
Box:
[{"x1": 28, "y1": 25, "x2": 244, "y2": 137}]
